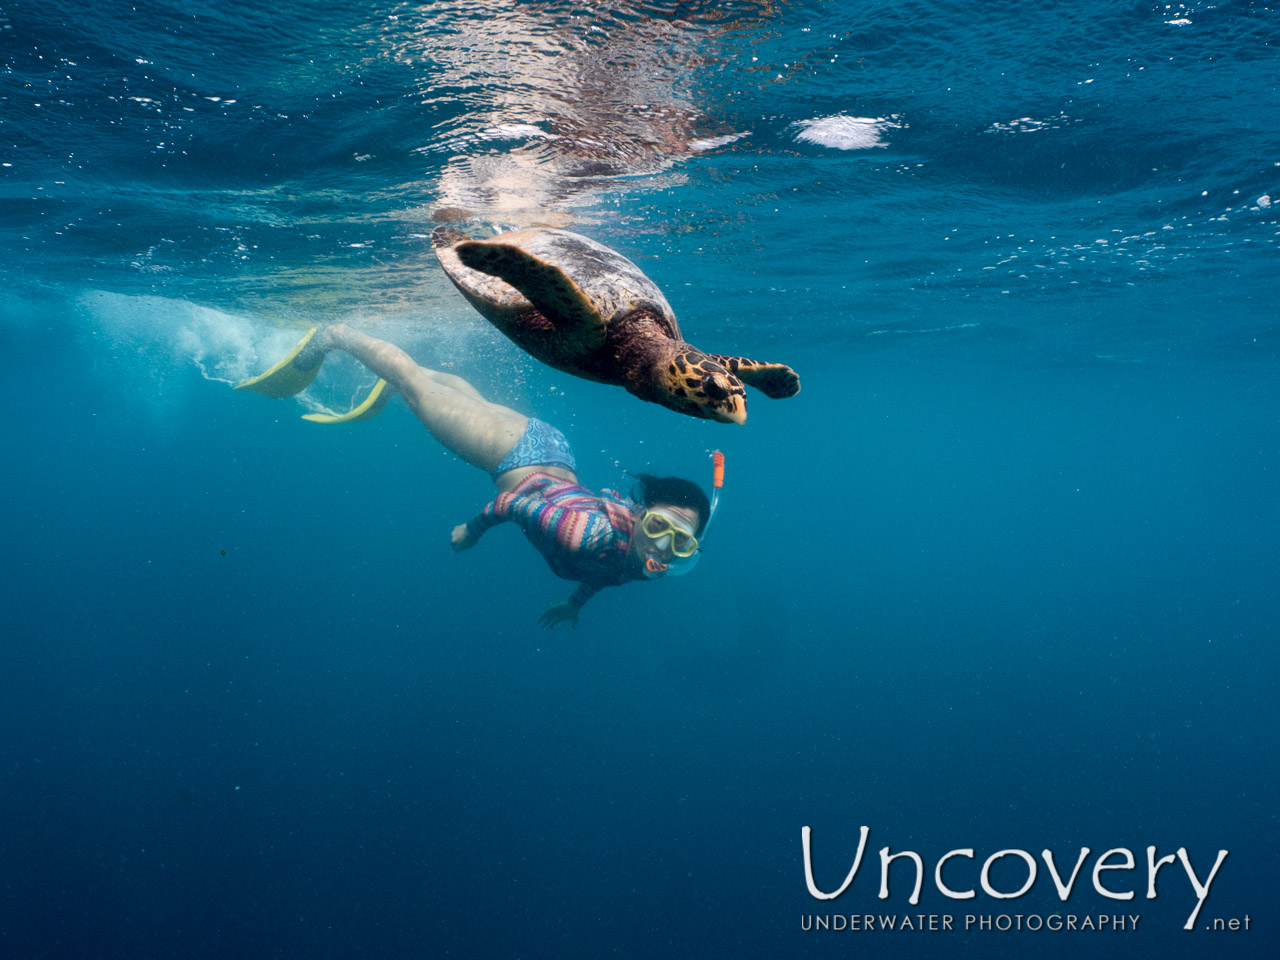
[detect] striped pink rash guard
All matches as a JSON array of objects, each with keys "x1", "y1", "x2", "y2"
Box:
[{"x1": 466, "y1": 471, "x2": 640, "y2": 610}]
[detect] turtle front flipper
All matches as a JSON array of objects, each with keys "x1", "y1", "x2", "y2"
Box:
[
  {"x1": 708, "y1": 355, "x2": 801, "y2": 399},
  {"x1": 434, "y1": 227, "x2": 543, "y2": 337},
  {"x1": 454, "y1": 239, "x2": 607, "y2": 355}
]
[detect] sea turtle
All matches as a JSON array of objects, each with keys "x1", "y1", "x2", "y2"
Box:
[{"x1": 432, "y1": 226, "x2": 800, "y2": 424}]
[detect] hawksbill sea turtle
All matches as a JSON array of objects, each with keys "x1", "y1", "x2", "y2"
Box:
[{"x1": 432, "y1": 226, "x2": 800, "y2": 424}]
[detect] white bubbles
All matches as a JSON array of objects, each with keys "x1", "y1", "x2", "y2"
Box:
[
  {"x1": 688, "y1": 131, "x2": 750, "y2": 152},
  {"x1": 985, "y1": 113, "x2": 1078, "y2": 135},
  {"x1": 1257, "y1": 195, "x2": 1272, "y2": 208},
  {"x1": 792, "y1": 114, "x2": 900, "y2": 151},
  {"x1": 79, "y1": 290, "x2": 289, "y2": 386}
]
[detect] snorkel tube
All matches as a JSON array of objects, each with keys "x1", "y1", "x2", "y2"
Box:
[
  {"x1": 639, "y1": 450, "x2": 725, "y2": 579},
  {"x1": 705, "y1": 449, "x2": 725, "y2": 536}
]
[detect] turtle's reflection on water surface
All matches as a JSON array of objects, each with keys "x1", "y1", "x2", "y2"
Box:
[{"x1": 385, "y1": 0, "x2": 785, "y2": 223}]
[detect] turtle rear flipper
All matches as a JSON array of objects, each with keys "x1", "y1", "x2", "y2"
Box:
[
  {"x1": 710, "y1": 355, "x2": 801, "y2": 399},
  {"x1": 456, "y1": 239, "x2": 607, "y2": 354}
]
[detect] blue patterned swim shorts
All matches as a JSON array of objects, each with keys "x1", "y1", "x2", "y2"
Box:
[{"x1": 491, "y1": 418, "x2": 578, "y2": 481}]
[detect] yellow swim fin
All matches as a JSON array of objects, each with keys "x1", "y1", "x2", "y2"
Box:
[
  {"x1": 301, "y1": 378, "x2": 395, "y2": 424},
  {"x1": 234, "y1": 327, "x2": 323, "y2": 398}
]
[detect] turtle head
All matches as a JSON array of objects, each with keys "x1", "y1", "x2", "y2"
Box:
[{"x1": 660, "y1": 349, "x2": 748, "y2": 424}]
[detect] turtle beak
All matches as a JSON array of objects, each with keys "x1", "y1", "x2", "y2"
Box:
[{"x1": 702, "y1": 372, "x2": 747, "y2": 424}]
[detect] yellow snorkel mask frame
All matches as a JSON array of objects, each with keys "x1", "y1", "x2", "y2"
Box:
[{"x1": 639, "y1": 509, "x2": 700, "y2": 558}]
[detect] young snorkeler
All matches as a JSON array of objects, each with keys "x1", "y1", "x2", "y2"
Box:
[{"x1": 235, "y1": 325, "x2": 723, "y2": 628}]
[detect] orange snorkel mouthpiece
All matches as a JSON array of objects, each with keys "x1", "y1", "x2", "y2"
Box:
[{"x1": 645, "y1": 556, "x2": 669, "y2": 575}]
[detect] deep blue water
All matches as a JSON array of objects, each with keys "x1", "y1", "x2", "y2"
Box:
[{"x1": 2, "y1": 2, "x2": 1277, "y2": 958}]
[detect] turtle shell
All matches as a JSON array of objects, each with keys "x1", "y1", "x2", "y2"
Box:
[{"x1": 434, "y1": 227, "x2": 682, "y2": 346}]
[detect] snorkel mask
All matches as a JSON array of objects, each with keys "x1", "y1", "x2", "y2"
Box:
[{"x1": 639, "y1": 450, "x2": 725, "y2": 580}]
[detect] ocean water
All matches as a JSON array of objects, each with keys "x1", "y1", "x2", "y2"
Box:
[{"x1": 2, "y1": 1, "x2": 1277, "y2": 957}]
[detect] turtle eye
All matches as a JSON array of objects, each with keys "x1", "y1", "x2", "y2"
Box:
[{"x1": 701, "y1": 374, "x2": 729, "y2": 400}]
